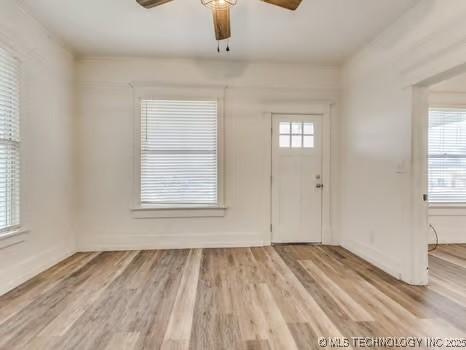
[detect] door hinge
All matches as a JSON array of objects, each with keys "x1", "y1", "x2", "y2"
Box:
[{"x1": 270, "y1": 224, "x2": 273, "y2": 232}]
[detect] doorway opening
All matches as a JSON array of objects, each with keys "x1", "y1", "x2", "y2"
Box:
[{"x1": 425, "y1": 72, "x2": 466, "y2": 284}]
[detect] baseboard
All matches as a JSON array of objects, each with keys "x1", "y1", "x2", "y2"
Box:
[
  {"x1": 0, "y1": 244, "x2": 75, "y2": 296},
  {"x1": 340, "y1": 239, "x2": 404, "y2": 281},
  {"x1": 429, "y1": 238, "x2": 466, "y2": 244},
  {"x1": 78, "y1": 232, "x2": 270, "y2": 252},
  {"x1": 428, "y1": 232, "x2": 466, "y2": 244}
]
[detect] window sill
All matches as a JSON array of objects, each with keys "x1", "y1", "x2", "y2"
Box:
[
  {"x1": 0, "y1": 228, "x2": 29, "y2": 249},
  {"x1": 429, "y1": 203, "x2": 466, "y2": 208},
  {"x1": 131, "y1": 205, "x2": 227, "y2": 218},
  {"x1": 429, "y1": 204, "x2": 466, "y2": 216}
]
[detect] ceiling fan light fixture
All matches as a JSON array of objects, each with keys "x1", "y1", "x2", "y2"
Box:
[
  {"x1": 201, "y1": 0, "x2": 237, "y2": 10},
  {"x1": 137, "y1": 0, "x2": 302, "y2": 49}
]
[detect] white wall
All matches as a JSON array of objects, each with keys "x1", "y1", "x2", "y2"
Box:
[
  {"x1": 429, "y1": 208, "x2": 466, "y2": 244},
  {"x1": 428, "y1": 83, "x2": 466, "y2": 244},
  {"x1": 5, "y1": 0, "x2": 466, "y2": 295},
  {"x1": 0, "y1": 1, "x2": 76, "y2": 295},
  {"x1": 339, "y1": 0, "x2": 466, "y2": 284},
  {"x1": 76, "y1": 57, "x2": 340, "y2": 251}
]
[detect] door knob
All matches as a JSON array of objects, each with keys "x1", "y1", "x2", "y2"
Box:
[{"x1": 316, "y1": 184, "x2": 324, "y2": 189}]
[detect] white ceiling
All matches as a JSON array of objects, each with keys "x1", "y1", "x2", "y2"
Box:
[{"x1": 19, "y1": 0, "x2": 419, "y2": 63}]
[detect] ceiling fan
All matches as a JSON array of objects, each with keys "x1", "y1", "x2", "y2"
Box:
[{"x1": 136, "y1": 0, "x2": 302, "y2": 50}]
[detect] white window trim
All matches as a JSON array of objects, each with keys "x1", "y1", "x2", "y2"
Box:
[
  {"x1": 130, "y1": 83, "x2": 226, "y2": 218},
  {"x1": 428, "y1": 105, "x2": 466, "y2": 207},
  {"x1": 0, "y1": 43, "x2": 24, "y2": 239}
]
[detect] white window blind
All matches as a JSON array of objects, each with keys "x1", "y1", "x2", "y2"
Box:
[
  {"x1": 0, "y1": 48, "x2": 20, "y2": 232},
  {"x1": 428, "y1": 108, "x2": 466, "y2": 203},
  {"x1": 140, "y1": 99, "x2": 218, "y2": 206}
]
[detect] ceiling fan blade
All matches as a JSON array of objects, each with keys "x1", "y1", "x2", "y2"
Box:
[
  {"x1": 136, "y1": 0, "x2": 174, "y2": 9},
  {"x1": 261, "y1": 0, "x2": 302, "y2": 10},
  {"x1": 212, "y1": 7, "x2": 231, "y2": 41}
]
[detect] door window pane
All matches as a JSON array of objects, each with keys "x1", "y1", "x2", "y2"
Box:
[
  {"x1": 303, "y1": 135, "x2": 314, "y2": 148},
  {"x1": 291, "y1": 122, "x2": 302, "y2": 134},
  {"x1": 280, "y1": 122, "x2": 290, "y2": 134},
  {"x1": 303, "y1": 123, "x2": 314, "y2": 135},
  {"x1": 279, "y1": 135, "x2": 290, "y2": 148},
  {"x1": 279, "y1": 120, "x2": 315, "y2": 149},
  {"x1": 291, "y1": 135, "x2": 302, "y2": 148}
]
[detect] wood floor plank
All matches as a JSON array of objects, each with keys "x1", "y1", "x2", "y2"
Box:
[
  {"x1": 430, "y1": 249, "x2": 466, "y2": 269},
  {"x1": 189, "y1": 248, "x2": 244, "y2": 350},
  {"x1": 274, "y1": 246, "x2": 358, "y2": 328},
  {"x1": 244, "y1": 339, "x2": 272, "y2": 350},
  {"x1": 189, "y1": 249, "x2": 217, "y2": 350},
  {"x1": 287, "y1": 323, "x2": 320, "y2": 350},
  {"x1": 0, "y1": 252, "x2": 99, "y2": 326},
  {"x1": 1, "y1": 244, "x2": 466, "y2": 350},
  {"x1": 429, "y1": 275, "x2": 466, "y2": 307},
  {"x1": 105, "y1": 332, "x2": 140, "y2": 350},
  {"x1": 350, "y1": 250, "x2": 466, "y2": 333},
  {"x1": 253, "y1": 247, "x2": 344, "y2": 338},
  {"x1": 254, "y1": 283, "x2": 298, "y2": 350},
  {"x1": 161, "y1": 249, "x2": 202, "y2": 350},
  {"x1": 39, "y1": 251, "x2": 139, "y2": 336},
  {"x1": 298, "y1": 259, "x2": 374, "y2": 322},
  {"x1": 439, "y1": 244, "x2": 466, "y2": 260},
  {"x1": 23, "y1": 335, "x2": 62, "y2": 350},
  {"x1": 325, "y1": 246, "x2": 437, "y2": 320},
  {"x1": 50, "y1": 250, "x2": 164, "y2": 350},
  {"x1": 227, "y1": 249, "x2": 270, "y2": 343},
  {"x1": 124, "y1": 249, "x2": 190, "y2": 350},
  {"x1": 0, "y1": 252, "x2": 123, "y2": 349}
]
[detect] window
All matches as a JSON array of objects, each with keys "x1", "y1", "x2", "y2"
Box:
[
  {"x1": 428, "y1": 108, "x2": 466, "y2": 204},
  {"x1": 279, "y1": 121, "x2": 314, "y2": 148},
  {"x1": 0, "y1": 48, "x2": 20, "y2": 233},
  {"x1": 140, "y1": 99, "x2": 218, "y2": 207}
]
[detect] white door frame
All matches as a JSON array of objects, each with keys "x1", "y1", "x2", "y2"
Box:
[
  {"x1": 264, "y1": 104, "x2": 333, "y2": 245},
  {"x1": 405, "y1": 55, "x2": 466, "y2": 285}
]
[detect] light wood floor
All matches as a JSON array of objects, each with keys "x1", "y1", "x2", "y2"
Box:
[{"x1": 1, "y1": 245, "x2": 465, "y2": 350}]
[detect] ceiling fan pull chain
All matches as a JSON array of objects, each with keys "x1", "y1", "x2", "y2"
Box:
[
  {"x1": 217, "y1": 41, "x2": 220, "y2": 53},
  {"x1": 226, "y1": 40, "x2": 230, "y2": 52}
]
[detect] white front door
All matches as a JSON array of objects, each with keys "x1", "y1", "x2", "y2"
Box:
[{"x1": 271, "y1": 114, "x2": 323, "y2": 243}]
